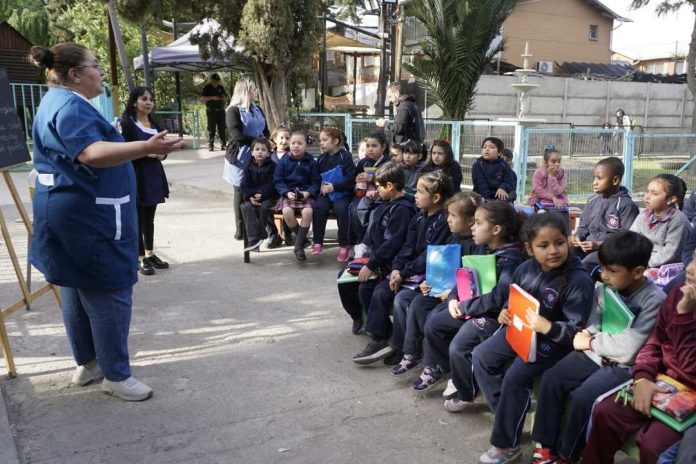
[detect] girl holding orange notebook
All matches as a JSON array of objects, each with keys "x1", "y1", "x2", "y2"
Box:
[{"x1": 472, "y1": 213, "x2": 594, "y2": 464}]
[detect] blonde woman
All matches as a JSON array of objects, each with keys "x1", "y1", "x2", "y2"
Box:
[{"x1": 222, "y1": 79, "x2": 270, "y2": 241}]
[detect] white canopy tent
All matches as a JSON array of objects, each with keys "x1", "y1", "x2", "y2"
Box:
[{"x1": 133, "y1": 18, "x2": 248, "y2": 72}]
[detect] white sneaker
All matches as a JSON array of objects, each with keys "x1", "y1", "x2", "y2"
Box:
[
  {"x1": 353, "y1": 243, "x2": 369, "y2": 258},
  {"x1": 71, "y1": 360, "x2": 103, "y2": 386},
  {"x1": 479, "y1": 445, "x2": 522, "y2": 463},
  {"x1": 101, "y1": 376, "x2": 153, "y2": 401},
  {"x1": 442, "y1": 379, "x2": 457, "y2": 398}
]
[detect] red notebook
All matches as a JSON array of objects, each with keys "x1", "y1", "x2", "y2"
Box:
[{"x1": 506, "y1": 284, "x2": 540, "y2": 363}]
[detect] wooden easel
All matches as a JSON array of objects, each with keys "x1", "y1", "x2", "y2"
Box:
[{"x1": 0, "y1": 170, "x2": 61, "y2": 378}]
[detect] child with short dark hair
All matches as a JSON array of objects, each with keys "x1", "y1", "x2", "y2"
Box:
[
  {"x1": 501, "y1": 148, "x2": 513, "y2": 166},
  {"x1": 630, "y1": 174, "x2": 689, "y2": 269},
  {"x1": 337, "y1": 161, "x2": 417, "y2": 334},
  {"x1": 419, "y1": 140, "x2": 463, "y2": 192},
  {"x1": 411, "y1": 200, "x2": 527, "y2": 396},
  {"x1": 473, "y1": 213, "x2": 594, "y2": 464},
  {"x1": 531, "y1": 231, "x2": 665, "y2": 464},
  {"x1": 241, "y1": 138, "x2": 279, "y2": 251},
  {"x1": 312, "y1": 127, "x2": 357, "y2": 261},
  {"x1": 472, "y1": 136, "x2": 517, "y2": 202},
  {"x1": 528, "y1": 146, "x2": 568, "y2": 208},
  {"x1": 390, "y1": 143, "x2": 403, "y2": 162},
  {"x1": 583, "y1": 253, "x2": 696, "y2": 464},
  {"x1": 571, "y1": 156, "x2": 639, "y2": 274},
  {"x1": 352, "y1": 171, "x2": 453, "y2": 364},
  {"x1": 274, "y1": 131, "x2": 321, "y2": 261},
  {"x1": 401, "y1": 140, "x2": 424, "y2": 196}
]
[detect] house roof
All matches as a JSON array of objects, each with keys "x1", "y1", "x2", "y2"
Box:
[
  {"x1": 558, "y1": 61, "x2": 635, "y2": 80},
  {"x1": 0, "y1": 21, "x2": 34, "y2": 49},
  {"x1": 582, "y1": 0, "x2": 632, "y2": 22}
]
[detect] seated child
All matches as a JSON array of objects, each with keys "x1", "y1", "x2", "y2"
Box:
[
  {"x1": 273, "y1": 131, "x2": 321, "y2": 261},
  {"x1": 241, "y1": 138, "x2": 280, "y2": 251},
  {"x1": 472, "y1": 137, "x2": 517, "y2": 202},
  {"x1": 312, "y1": 127, "x2": 357, "y2": 261},
  {"x1": 682, "y1": 187, "x2": 696, "y2": 225},
  {"x1": 630, "y1": 174, "x2": 689, "y2": 269},
  {"x1": 528, "y1": 145, "x2": 569, "y2": 208},
  {"x1": 352, "y1": 172, "x2": 453, "y2": 364},
  {"x1": 402, "y1": 140, "x2": 424, "y2": 197},
  {"x1": 270, "y1": 125, "x2": 291, "y2": 163},
  {"x1": 501, "y1": 148, "x2": 514, "y2": 166},
  {"x1": 419, "y1": 140, "x2": 463, "y2": 192},
  {"x1": 390, "y1": 143, "x2": 403, "y2": 162},
  {"x1": 473, "y1": 213, "x2": 594, "y2": 464},
  {"x1": 337, "y1": 162, "x2": 417, "y2": 335},
  {"x1": 388, "y1": 191, "x2": 482, "y2": 372},
  {"x1": 570, "y1": 156, "x2": 639, "y2": 274},
  {"x1": 583, "y1": 253, "x2": 696, "y2": 464},
  {"x1": 350, "y1": 132, "x2": 389, "y2": 247},
  {"x1": 531, "y1": 231, "x2": 665, "y2": 463},
  {"x1": 412, "y1": 201, "x2": 527, "y2": 397}
]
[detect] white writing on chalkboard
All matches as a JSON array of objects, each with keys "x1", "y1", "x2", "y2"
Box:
[{"x1": 0, "y1": 66, "x2": 32, "y2": 169}]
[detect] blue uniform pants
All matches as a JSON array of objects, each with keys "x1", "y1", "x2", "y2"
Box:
[
  {"x1": 61, "y1": 286, "x2": 133, "y2": 382},
  {"x1": 388, "y1": 288, "x2": 420, "y2": 351},
  {"x1": 473, "y1": 327, "x2": 569, "y2": 448},
  {"x1": 364, "y1": 280, "x2": 399, "y2": 340},
  {"x1": 532, "y1": 350, "x2": 632, "y2": 461},
  {"x1": 398, "y1": 292, "x2": 440, "y2": 356},
  {"x1": 337, "y1": 274, "x2": 379, "y2": 324},
  {"x1": 312, "y1": 194, "x2": 351, "y2": 246}
]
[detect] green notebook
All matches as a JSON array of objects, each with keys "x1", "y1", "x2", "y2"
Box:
[
  {"x1": 602, "y1": 287, "x2": 635, "y2": 335},
  {"x1": 461, "y1": 255, "x2": 497, "y2": 295},
  {"x1": 617, "y1": 389, "x2": 696, "y2": 433},
  {"x1": 336, "y1": 268, "x2": 377, "y2": 284}
]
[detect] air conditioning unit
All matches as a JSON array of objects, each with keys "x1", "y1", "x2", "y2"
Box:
[{"x1": 537, "y1": 61, "x2": 554, "y2": 74}]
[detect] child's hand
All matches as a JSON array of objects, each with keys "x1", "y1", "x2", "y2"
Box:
[
  {"x1": 438, "y1": 289, "x2": 451, "y2": 301},
  {"x1": 321, "y1": 183, "x2": 334, "y2": 195},
  {"x1": 389, "y1": 272, "x2": 403, "y2": 292},
  {"x1": 287, "y1": 191, "x2": 297, "y2": 201},
  {"x1": 355, "y1": 172, "x2": 368, "y2": 183},
  {"x1": 573, "y1": 330, "x2": 592, "y2": 351},
  {"x1": 366, "y1": 191, "x2": 378, "y2": 200},
  {"x1": 579, "y1": 241, "x2": 597, "y2": 253},
  {"x1": 553, "y1": 198, "x2": 564, "y2": 208},
  {"x1": 677, "y1": 284, "x2": 696, "y2": 314},
  {"x1": 357, "y1": 265, "x2": 373, "y2": 283},
  {"x1": 495, "y1": 188, "x2": 509, "y2": 201},
  {"x1": 569, "y1": 236, "x2": 580, "y2": 247},
  {"x1": 548, "y1": 165, "x2": 559, "y2": 176},
  {"x1": 632, "y1": 379, "x2": 670, "y2": 416},
  {"x1": 498, "y1": 308, "x2": 511, "y2": 326},
  {"x1": 419, "y1": 281, "x2": 432, "y2": 296},
  {"x1": 448, "y1": 299, "x2": 462, "y2": 319},
  {"x1": 253, "y1": 193, "x2": 262, "y2": 200},
  {"x1": 250, "y1": 198, "x2": 261, "y2": 206},
  {"x1": 301, "y1": 191, "x2": 310, "y2": 199},
  {"x1": 524, "y1": 308, "x2": 552, "y2": 334}
]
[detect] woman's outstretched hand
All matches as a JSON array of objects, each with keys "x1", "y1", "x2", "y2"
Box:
[{"x1": 147, "y1": 131, "x2": 183, "y2": 155}]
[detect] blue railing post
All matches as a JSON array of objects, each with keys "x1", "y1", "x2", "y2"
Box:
[
  {"x1": 622, "y1": 128, "x2": 635, "y2": 193},
  {"x1": 345, "y1": 114, "x2": 352, "y2": 152},
  {"x1": 193, "y1": 109, "x2": 200, "y2": 149},
  {"x1": 514, "y1": 124, "x2": 530, "y2": 202}
]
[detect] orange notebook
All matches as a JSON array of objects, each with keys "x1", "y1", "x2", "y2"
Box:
[{"x1": 506, "y1": 284, "x2": 540, "y2": 363}]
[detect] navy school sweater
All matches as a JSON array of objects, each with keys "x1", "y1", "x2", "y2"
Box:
[
  {"x1": 574, "y1": 187, "x2": 639, "y2": 242},
  {"x1": 316, "y1": 148, "x2": 357, "y2": 194},
  {"x1": 392, "y1": 209, "x2": 452, "y2": 279},
  {"x1": 356, "y1": 154, "x2": 388, "y2": 176},
  {"x1": 419, "y1": 162, "x2": 464, "y2": 192},
  {"x1": 448, "y1": 243, "x2": 526, "y2": 320},
  {"x1": 364, "y1": 195, "x2": 418, "y2": 272},
  {"x1": 471, "y1": 157, "x2": 517, "y2": 202},
  {"x1": 505, "y1": 255, "x2": 594, "y2": 348},
  {"x1": 273, "y1": 152, "x2": 321, "y2": 198},
  {"x1": 240, "y1": 158, "x2": 278, "y2": 201}
]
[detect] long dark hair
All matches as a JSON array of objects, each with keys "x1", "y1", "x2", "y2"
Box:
[
  {"x1": 122, "y1": 86, "x2": 159, "y2": 129},
  {"x1": 421, "y1": 140, "x2": 457, "y2": 173},
  {"x1": 479, "y1": 200, "x2": 527, "y2": 244}
]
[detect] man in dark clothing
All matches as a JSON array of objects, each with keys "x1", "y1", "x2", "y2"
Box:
[
  {"x1": 377, "y1": 82, "x2": 425, "y2": 145},
  {"x1": 200, "y1": 74, "x2": 228, "y2": 151}
]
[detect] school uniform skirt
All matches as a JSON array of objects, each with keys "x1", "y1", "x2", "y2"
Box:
[{"x1": 275, "y1": 197, "x2": 315, "y2": 211}]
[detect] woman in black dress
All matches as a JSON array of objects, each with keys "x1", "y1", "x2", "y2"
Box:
[{"x1": 121, "y1": 87, "x2": 171, "y2": 275}]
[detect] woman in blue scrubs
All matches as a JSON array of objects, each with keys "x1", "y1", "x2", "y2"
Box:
[{"x1": 29, "y1": 43, "x2": 182, "y2": 401}]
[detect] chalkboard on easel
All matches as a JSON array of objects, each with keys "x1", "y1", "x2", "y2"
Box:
[{"x1": 0, "y1": 67, "x2": 32, "y2": 170}]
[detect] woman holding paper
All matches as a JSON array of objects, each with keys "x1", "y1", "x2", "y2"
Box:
[{"x1": 28, "y1": 43, "x2": 182, "y2": 401}]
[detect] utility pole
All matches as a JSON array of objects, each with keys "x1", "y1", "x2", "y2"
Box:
[
  {"x1": 107, "y1": 9, "x2": 120, "y2": 110},
  {"x1": 375, "y1": 1, "x2": 392, "y2": 116},
  {"x1": 107, "y1": 0, "x2": 134, "y2": 92}
]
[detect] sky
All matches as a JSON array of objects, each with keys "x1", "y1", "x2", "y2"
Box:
[{"x1": 601, "y1": 0, "x2": 694, "y2": 59}]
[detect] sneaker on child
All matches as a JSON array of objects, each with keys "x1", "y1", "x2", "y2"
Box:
[
  {"x1": 244, "y1": 240, "x2": 263, "y2": 252},
  {"x1": 443, "y1": 397, "x2": 472, "y2": 413},
  {"x1": 531, "y1": 444, "x2": 565, "y2": 464},
  {"x1": 312, "y1": 244, "x2": 324, "y2": 255},
  {"x1": 101, "y1": 376, "x2": 153, "y2": 402},
  {"x1": 390, "y1": 354, "x2": 422, "y2": 375},
  {"x1": 479, "y1": 445, "x2": 522, "y2": 464},
  {"x1": 337, "y1": 246, "x2": 350, "y2": 262},
  {"x1": 352, "y1": 340, "x2": 393, "y2": 364},
  {"x1": 411, "y1": 366, "x2": 444, "y2": 392},
  {"x1": 382, "y1": 349, "x2": 404, "y2": 366},
  {"x1": 266, "y1": 234, "x2": 283, "y2": 249},
  {"x1": 442, "y1": 379, "x2": 458, "y2": 398},
  {"x1": 72, "y1": 360, "x2": 103, "y2": 386}
]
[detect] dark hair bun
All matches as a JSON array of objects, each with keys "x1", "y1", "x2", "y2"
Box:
[{"x1": 29, "y1": 46, "x2": 54, "y2": 69}]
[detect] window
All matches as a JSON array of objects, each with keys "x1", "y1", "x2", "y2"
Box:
[
  {"x1": 589, "y1": 25, "x2": 598, "y2": 41},
  {"x1": 676, "y1": 60, "x2": 686, "y2": 75}
]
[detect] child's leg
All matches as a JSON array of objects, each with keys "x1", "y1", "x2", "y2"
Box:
[
  {"x1": 311, "y1": 196, "x2": 331, "y2": 245},
  {"x1": 423, "y1": 301, "x2": 464, "y2": 372},
  {"x1": 449, "y1": 317, "x2": 500, "y2": 401},
  {"x1": 363, "y1": 280, "x2": 396, "y2": 342},
  {"x1": 489, "y1": 350, "x2": 568, "y2": 449},
  {"x1": 472, "y1": 327, "x2": 518, "y2": 414},
  {"x1": 299, "y1": 207, "x2": 312, "y2": 228},
  {"x1": 333, "y1": 195, "x2": 352, "y2": 247},
  {"x1": 557, "y1": 364, "x2": 632, "y2": 461},
  {"x1": 240, "y1": 202, "x2": 262, "y2": 243},
  {"x1": 293, "y1": 207, "x2": 312, "y2": 256},
  {"x1": 402, "y1": 294, "x2": 442, "y2": 357},
  {"x1": 392, "y1": 291, "x2": 427, "y2": 352},
  {"x1": 260, "y1": 198, "x2": 278, "y2": 239},
  {"x1": 532, "y1": 351, "x2": 602, "y2": 454},
  {"x1": 337, "y1": 276, "x2": 363, "y2": 323},
  {"x1": 283, "y1": 206, "x2": 298, "y2": 229},
  {"x1": 636, "y1": 419, "x2": 683, "y2": 464}
]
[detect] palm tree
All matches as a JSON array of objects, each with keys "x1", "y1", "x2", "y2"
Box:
[{"x1": 403, "y1": 0, "x2": 514, "y2": 121}]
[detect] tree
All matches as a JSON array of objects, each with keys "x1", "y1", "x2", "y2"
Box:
[
  {"x1": 630, "y1": 1, "x2": 696, "y2": 131},
  {"x1": 402, "y1": 0, "x2": 514, "y2": 120},
  {"x1": 1, "y1": 0, "x2": 51, "y2": 46}
]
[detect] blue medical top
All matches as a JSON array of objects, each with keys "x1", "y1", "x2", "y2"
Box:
[{"x1": 30, "y1": 87, "x2": 138, "y2": 289}]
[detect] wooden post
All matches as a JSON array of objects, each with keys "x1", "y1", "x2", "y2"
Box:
[{"x1": 107, "y1": 8, "x2": 120, "y2": 110}]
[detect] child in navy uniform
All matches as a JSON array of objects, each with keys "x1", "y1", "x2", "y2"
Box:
[
  {"x1": 274, "y1": 131, "x2": 321, "y2": 261},
  {"x1": 353, "y1": 172, "x2": 453, "y2": 365},
  {"x1": 337, "y1": 162, "x2": 417, "y2": 335},
  {"x1": 241, "y1": 138, "x2": 279, "y2": 251},
  {"x1": 312, "y1": 127, "x2": 356, "y2": 261},
  {"x1": 473, "y1": 213, "x2": 594, "y2": 464},
  {"x1": 571, "y1": 156, "x2": 639, "y2": 274},
  {"x1": 472, "y1": 137, "x2": 517, "y2": 202},
  {"x1": 418, "y1": 201, "x2": 526, "y2": 400},
  {"x1": 402, "y1": 140, "x2": 424, "y2": 197},
  {"x1": 419, "y1": 140, "x2": 463, "y2": 192},
  {"x1": 531, "y1": 231, "x2": 665, "y2": 464}
]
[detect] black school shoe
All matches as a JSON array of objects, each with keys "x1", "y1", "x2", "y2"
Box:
[
  {"x1": 382, "y1": 348, "x2": 404, "y2": 366},
  {"x1": 294, "y1": 248, "x2": 307, "y2": 261},
  {"x1": 266, "y1": 235, "x2": 282, "y2": 249},
  {"x1": 138, "y1": 258, "x2": 155, "y2": 276},
  {"x1": 352, "y1": 339, "x2": 393, "y2": 365},
  {"x1": 148, "y1": 254, "x2": 169, "y2": 269},
  {"x1": 351, "y1": 318, "x2": 363, "y2": 335}
]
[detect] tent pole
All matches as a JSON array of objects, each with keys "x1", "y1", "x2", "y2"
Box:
[
  {"x1": 173, "y1": 18, "x2": 183, "y2": 138},
  {"x1": 140, "y1": 26, "x2": 151, "y2": 88}
]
